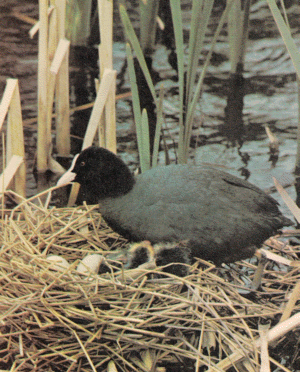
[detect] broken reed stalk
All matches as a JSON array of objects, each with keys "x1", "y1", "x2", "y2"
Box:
[
  {"x1": 0, "y1": 79, "x2": 26, "y2": 198},
  {"x1": 50, "y1": 38, "x2": 71, "y2": 156},
  {"x1": 0, "y1": 193, "x2": 300, "y2": 371},
  {"x1": 36, "y1": 0, "x2": 71, "y2": 171},
  {"x1": 98, "y1": 0, "x2": 117, "y2": 153},
  {"x1": 82, "y1": 70, "x2": 117, "y2": 151},
  {"x1": 54, "y1": 0, "x2": 70, "y2": 157},
  {"x1": 0, "y1": 155, "x2": 23, "y2": 194}
]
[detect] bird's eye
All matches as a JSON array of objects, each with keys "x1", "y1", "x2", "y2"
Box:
[{"x1": 80, "y1": 161, "x2": 86, "y2": 167}]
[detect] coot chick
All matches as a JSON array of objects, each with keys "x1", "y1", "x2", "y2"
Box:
[
  {"x1": 110, "y1": 241, "x2": 191, "y2": 277},
  {"x1": 58, "y1": 146, "x2": 292, "y2": 265}
]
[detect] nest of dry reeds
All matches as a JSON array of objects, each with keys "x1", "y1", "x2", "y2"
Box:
[{"x1": 1, "y1": 191, "x2": 300, "y2": 372}]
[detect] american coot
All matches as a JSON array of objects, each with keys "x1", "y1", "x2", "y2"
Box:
[{"x1": 58, "y1": 146, "x2": 292, "y2": 266}]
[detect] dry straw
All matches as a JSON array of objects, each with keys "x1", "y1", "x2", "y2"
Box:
[{"x1": 0, "y1": 191, "x2": 300, "y2": 371}]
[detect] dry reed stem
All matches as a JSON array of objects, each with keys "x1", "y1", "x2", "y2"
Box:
[
  {"x1": 29, "y1": 6, "x2": 54, "y2": 38},
  {"x1": 54, "y1": 0, "x2": 70, "y2": 157},
  {"x1": 0, "y1": 155, "x2": 23, "y2": 193},
  {"x1": 273, "y1": 177, "x2": 300, "y2": 223},
  {"x1": 0, "y1": 79, "x2": 19, "y2": 129},
  {"x1": 98, "y1": 0, "x2": 116, "y2": 154},
  {"x1": 82, "y1": 69, "x2": 117, "y2": 151},
  {"x1": 0, "y1": 79, "x2": 26, "y2": 199},
  {"x1": 0, "y1": 194, "x2": 299, "y2": 371},
  {"x1": 37, "y1": 0, "x2": 51, "y2": 172}
]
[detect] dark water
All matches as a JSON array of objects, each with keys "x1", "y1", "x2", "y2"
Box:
[{"x1": 1, "y1": 0, "x2": 299, "y2": 217}]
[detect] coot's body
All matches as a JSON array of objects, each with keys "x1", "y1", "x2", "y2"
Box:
[{"x1": 58, "y1": 146, "x2": 292, "y2": 265}]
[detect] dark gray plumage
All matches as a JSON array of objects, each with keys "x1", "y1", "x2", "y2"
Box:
[{"x1": 59, "y1": 146, "x2": 292, "y2": 265}]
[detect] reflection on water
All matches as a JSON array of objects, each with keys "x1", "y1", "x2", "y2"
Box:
[{"x1": 0, "y1": 0, "x2": 298, "y2": 215}]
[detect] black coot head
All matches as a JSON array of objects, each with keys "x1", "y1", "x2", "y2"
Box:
[{"x1": 71, "y1": 147, "x2": 135, "y2": 200}]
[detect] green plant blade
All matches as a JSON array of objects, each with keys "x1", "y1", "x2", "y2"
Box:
[
  {"x1": 152, "y1": 84, "x2": 164, "y2": 167},
  {"x1": 169, "y1": 0, "x2": 185, "y2": 163},
  {"x1": 266, "y1": 0, "x2": 300, "y2": 80},
  {"x1": 183, "y1": 0, "x2": 235, "y2": 161},
  {"x1": 228, "y1": 0, "x2": 251, "y2": 73},
  {"x1": 140, "y1": 0, "x2": 159, "y2": 53},
  {"x1": 126, "y1": 43, "x2": 151, "y2": 172},
  {"x1": 186, "y1": 0, "x2": 214, "y2": 106},
  {"x1": 140, "y1": 109, "x2": 151, "y2": 172},
  {"x1": 126, "y1": 42, "x2": 142, "y2": 153},
  {"x1": 119, "y1": 4, "x2": 157, "y2": 103}
]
